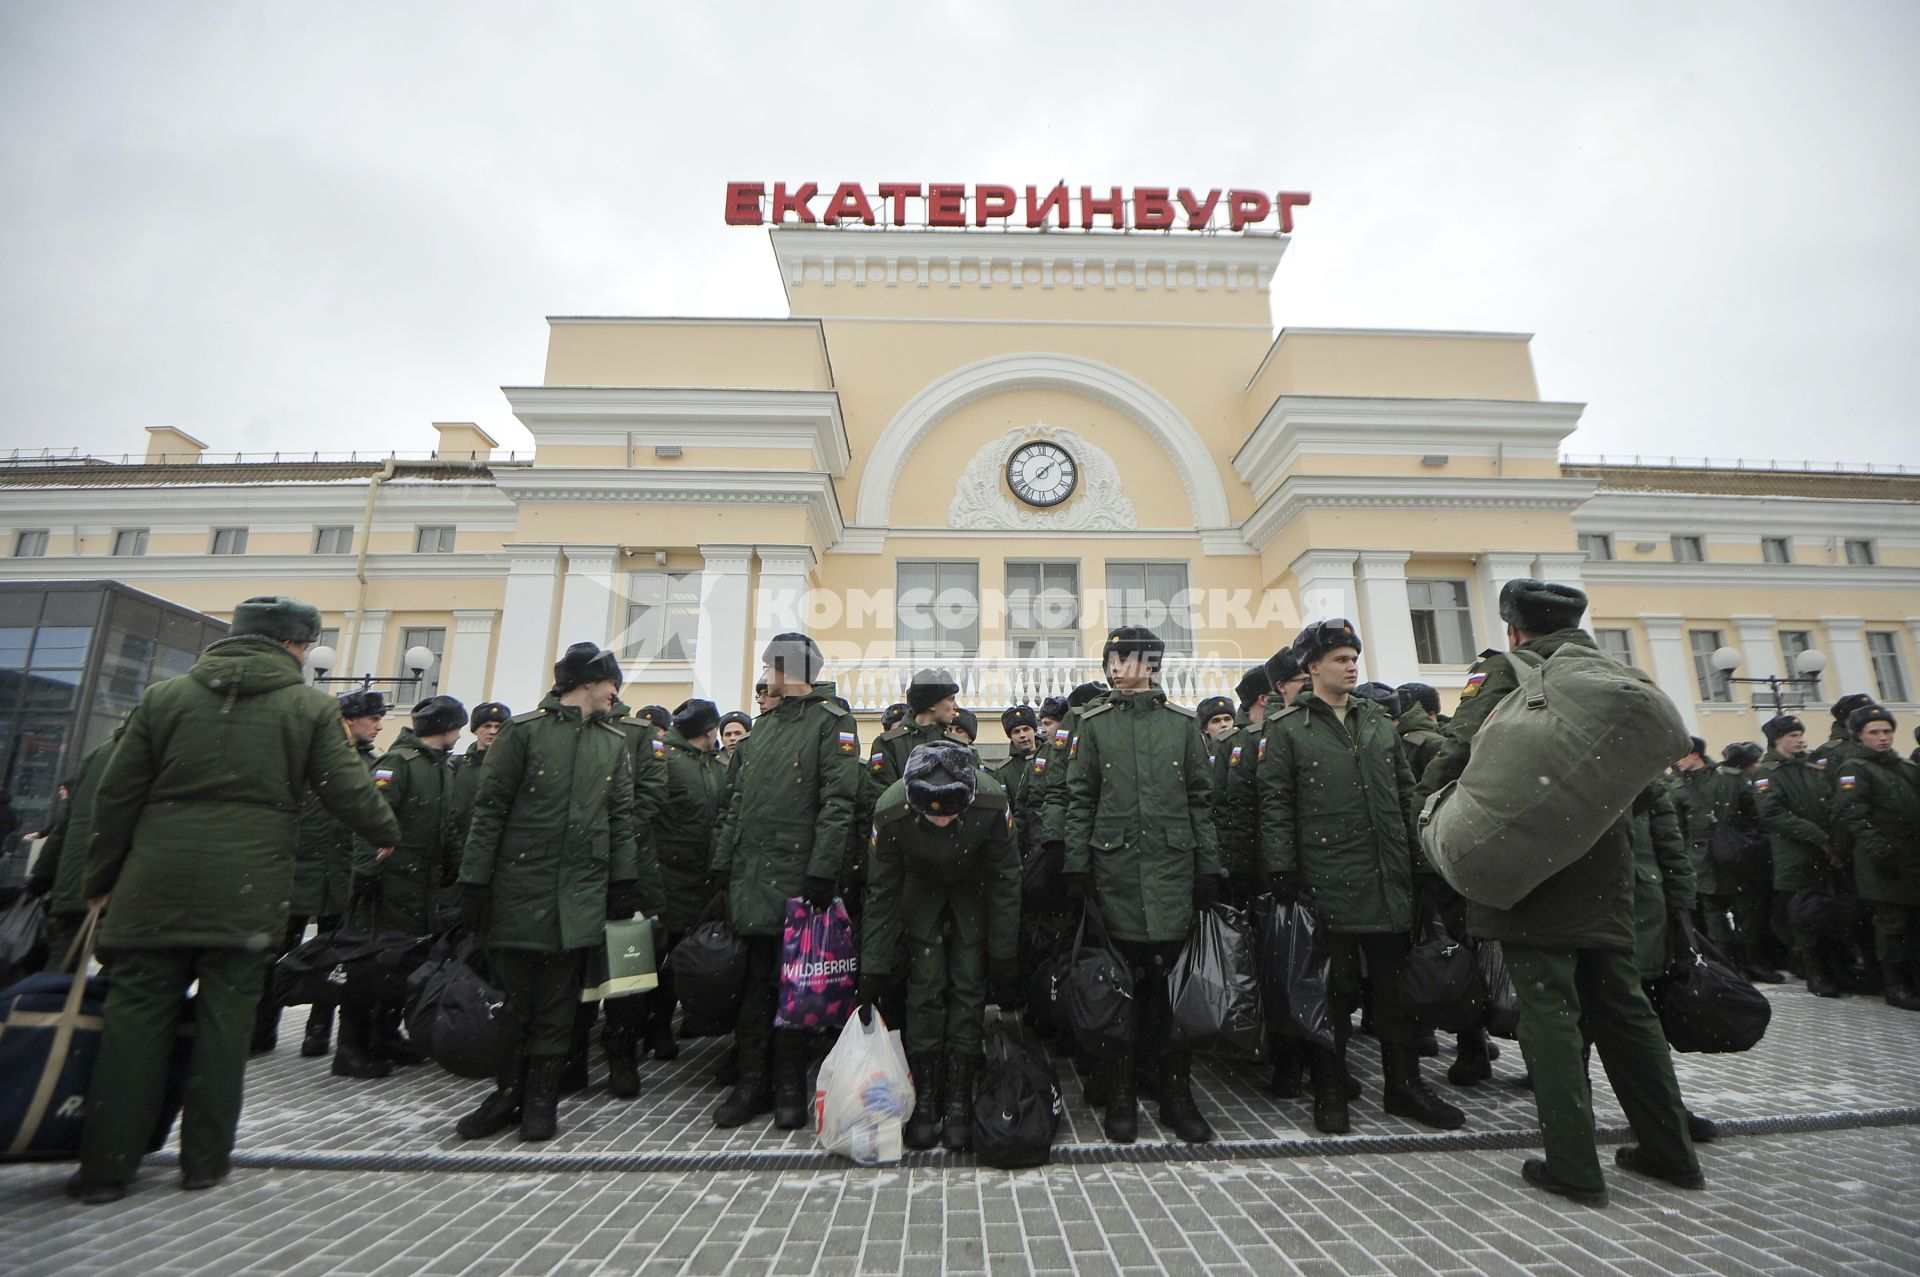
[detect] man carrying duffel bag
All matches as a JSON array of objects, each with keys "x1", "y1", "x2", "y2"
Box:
[
  {"x1": 1416, "y1": 579, "x2": 1700, "y2": 1208},
  {"x1": 66, "y1": 595, "x2": 402, "y2": 1203}
]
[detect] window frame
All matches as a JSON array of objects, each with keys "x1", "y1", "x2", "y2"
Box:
[
  {"x1": 1593, "y1": 627, "x2": 1635, "y2": 665},
  {"x1": 1577, "y1": 533, "x2": 1613, "y2": 561},
  {"x1": 413, "y1": 525, "x2": 456, "y2": 554},
  {"x1": 1867, "y1": 631, "x2": 1910, "y2": 703},
  {"x1": 1778, "y1": 629, "x2": 1822, "y2": 701},
  {"x1": 895, "y1": 560, "x2": 981, "y2": 659},
  {"x1": 111, "y1": 529, "x2": 149, "y2": 558},
  {"x1": 1671, "y1": 535, "x2": 1705, "y2": 563},
  {"x1": 1761, "y1": 537, "x2": 1792, "y2": 564},
  {"x1": 1845, "y1": 539, "x2": 1877, "y2": 566},
  {"x1": 1407, "y1": 578, "x2": 1478, "y2": 666},
  {"x1": 209, "y1": 527, "x2": 248, "y2": 556},
  {"x1": 398, "y1": 626, "x2": 446, "y2": 697},
  {"x1": 1003, "y1": 559, "x2": 1081, "y2": 658},
  {"x1": 1102, "y1": 560, "x2": 1194, "y2": 655},
  {"x1": 1689, "y1": 628, "x2": 1733, "y2": 702},
  {"x1": 12, "y1": 530, "x2": 48, "y2": 557},
  {"x1": 313, "y1": 526, "x2": 354, "y2": 555},
  {"x1": 622, "y1": 569, "x2": 704, "y2": 664}
]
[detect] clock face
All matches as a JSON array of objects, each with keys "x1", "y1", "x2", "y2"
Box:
[{"x1": 1006, "y1": 442, "x2": 1078, "y2": 508}]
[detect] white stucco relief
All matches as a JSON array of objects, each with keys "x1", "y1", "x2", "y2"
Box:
[{"x1": 948, "y1": 424, "x2": 1138, "y2": 531}]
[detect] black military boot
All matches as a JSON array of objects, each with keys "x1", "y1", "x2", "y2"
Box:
[
  {"x1": 250, "y1": 1000, "x2": 280, "y2": 1056},
  {"x1": 455, "y1": 1063, "x2": 524, "y2": 1140},
  {"x1": 375, "y1": 1007, "x2": 428, "y2": 1066},
  {"x1": 1077, "y1": 1049, "x2": 1108, "y2": 1106},
  {"x1": 1308, "y1": 1045, "x2": 1349, "y2": 1134},
  {"x1": 1159, "y1": 1050, "x2": 1214, "y2": 1144},
  {"x1": 1413, "y1": 1029, "x2": 1440, "y2": 1058},
  {"x1": 942, "y1": 1054, "x2": 979, "y2": 1152},
  {"x1": 1102, "y1": 1050, "x2": 1138, "y2": 1144},
  {"x1": 1885, "y1": 976, "x2": 1920, "y2": 1012},
  {"x1": 713, "y1": 1042, "x2": 740, "y2": 1088},
  {"x1": 712, "y1": 1043, "x2": 773, "y2": 1128},
  {"x1": 520, "y1": 1056, "x2": 564, "y2": 1141},
  {"x1": 331, "y1": 1006, "x2": 393, "y2": 1079},
  {"x1": 300, "y1": 1005, "x2": 335, "y2": 1058},
  {"x1": 1739, "y1": 942, "x2": 1785, "y2": 984},
  {"x1": 772, "y1": 1031, "x2": 811, "y2": 1130},
  {"x1": 1447, "y1": 1028, "x2": 1493, "y2": 1087},
  {"x1": 1806, "y1": 940, "x2": 1844, "y2": 998},
  {"x1": 1267, "y1": 1036, "x2": 1304, "y2": 1099},
  {"x1": 904, "y1": 1053, "x2": 945, "y2": 1150},
  {"x1": 645, "y1": 986, "x2": 679, "y2": 1061},
  {"x1": 604, "y1": 1015, "x2": 643, "y2": 1100},
  {"x1": 1382, "y1": 1043, "x2": 1465, "y2": 1130}
]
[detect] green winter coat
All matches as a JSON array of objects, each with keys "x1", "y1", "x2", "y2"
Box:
[
  {"x1": 1417, "y1": 629, "x2": 1636, "y2": 953},
  {"x1": 1041, "y1": 697, "x2": 1106, "y2": 845},
  {"x1": 1215, "y1": 716, "x2": 1264, "y2": 882},
  {"x1": 84, "y1": 635, "x2": 402, "y2": 952},
  {"x1": 1753, "y1": 749, "x2": 1835, "y2": 892},
  {"x1": 1063, "y1": 687, "x2": 1221, "y2": 943},
  {"x1": 861, "y1": 775, "x2": 1020, "y2": 980},
  {"x1": 1630, "y1": 777, "x2": 1695, "y2": 980},
  {"x1": 1257, "y1": 690, "x2": 1423, "y2": 934},
  {"x1": 656, "y1": 727, "x2": 726, "y2": 932},
  {"x1": 289, "y1": 738, "x2": 374, "y2": 918},
  {"x1": 353, "y1": 727, "x2": 452, "y2": 935},
  {"x1": 446, "y1": 741, "x2": 491, "y2": 853},
  {"x1": 989, "y1": 747, "x2": 1043, "y2": 865},
  {"x1": 1394, "y1": 703, "x2": 1446, "y2": 782},
  {"x1": 457, "y1": 696, "x2": 648, "y2": 952},
  {"x1": 1833, "y1": 747, "x2": 1920, "y2": 906},
  {"x1": 611, "y1": 700, "x2": 671, "y2": 866},
  {"x1": 29, "y1": 730, "x2": 119, "y2": 918},
  {"x1": 1676, "y1": 766, "x2": 1761, "y2": 897},
  {"x1": 867, "y1": 718, "x2": 962, "y2": 790},
  {"x1": 710, "y1": 681, "x2": 860, "y2": 937}
]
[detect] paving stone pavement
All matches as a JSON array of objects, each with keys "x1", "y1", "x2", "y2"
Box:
[{"x1": 5, "y1": 980, "x2": 1919, "y2": 1274}]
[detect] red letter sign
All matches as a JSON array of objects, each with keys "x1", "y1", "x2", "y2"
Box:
[
  {"x1": 973, "y1": 184, "x2": 1017, "y2": 226},
  {"x1": 927, "y1": 183, "x2": 966, "y2": 227},
  {"x1": 1080, "y1": 186, "x2": 1125, "y2": 229},
  {"x1": 771, "y1": 182, "x2": 819, "y2": 224},
  {"x1": 822, "y1": 183, "x2": 877, "y2": 226},
  {"x1": 877, "y1": 182, "x2": 922, "y2": 226},
  {"x1": 1177, "y1": 188, "x2": 1221, "y2": 230},
  {"x1": 1227, "y1": 189, "x2": 1271, "y2": 232},
  {"x1": 1025, "y1": 184, "x2": 1069, "y2": 228},
  {"x1": 1276, "y1": 191, "x2": 1312, "y2": 233},
  {"x1": 724, "y1": 182, "x2": 764, "y2": 226},
  {"x1": 1133, "y1": 187, "x2": 1174, "y2": 230}
]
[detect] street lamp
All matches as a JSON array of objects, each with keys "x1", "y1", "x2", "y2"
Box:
[
  {"x1": 1710, "y1": 645, "x2": 1828, "y2": 715},
  {"x1": 308, "y1": 643, "x2": 438, "y2": 694}
]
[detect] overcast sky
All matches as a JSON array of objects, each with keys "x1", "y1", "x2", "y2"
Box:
[{"x1": 2, "y1": 1, "x2": 1915, "y2": 467}]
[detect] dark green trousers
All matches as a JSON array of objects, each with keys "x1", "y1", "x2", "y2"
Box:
[
  {"x1": 903, "y1": 917, "x2": 987, "y2": 1056},
  {"x1": 1504, "y1": 944, "x2": 1697, "y2": 1193},
  {"x1": 489, "y1": 948, "x2": 586, "y2": 1058},
  {"x1": 77, "y1": 947, "x2": 269, "y2": 1187},
  {"x1": 1870, "y1": 903, "x2": 1919, "y2": 971}
]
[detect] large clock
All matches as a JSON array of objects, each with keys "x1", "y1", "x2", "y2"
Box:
[{"x1": 1006, "y1": 441, "x2": 1078, "y2": 508}]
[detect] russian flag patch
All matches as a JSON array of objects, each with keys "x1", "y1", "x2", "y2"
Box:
[
  {"x1": 1228, "y1": 745, "x2": 1243, "y2": 767},
  {"x1": 1033, "y1": 756, "x2": 1048, "y2": 775},
  {"x1": 1753, "y1": 776, "x2": 1771, "y2": 792},
  {"x1": 1839, "y1": 774, "x2": 1858, "y2": 790},
  {"x1": 649, "y1": 738, "x2": 666, "y2": 758},
  {"x1": 837, "y1": 731, "x2": 858, "y2": 754}
]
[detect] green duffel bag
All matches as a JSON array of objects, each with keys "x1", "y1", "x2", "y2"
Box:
[{"x1": 1418, "y1": 645, "x2": 1691, "y2": 910}]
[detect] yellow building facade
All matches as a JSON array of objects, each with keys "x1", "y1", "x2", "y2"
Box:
[{"x1": 3, "y1": 227, "x2": 1917, "y2": 756}]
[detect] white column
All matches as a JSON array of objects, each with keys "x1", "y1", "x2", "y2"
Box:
[
  {"x1": 1354, "y1": 551, "x2": 1419, "y2": 683},
  {"x1": 1641, "y1": 613, "x2": 1701, "y2": 734},
  {"x1": 440, "y1": 609, "x2": 498, "y2": 707},
  {"x1": 492, "y1": 545, "x2": 565, "y2": 716},
  {"x1": 694, "y1": 544, "x2": 754, "y2": 711},
  {"x1": 1477, "y1": 552, "x2": 1538, "y2": 648},
  {"x1": 557, "y1": 545, "x2": 621, "y2": 651},
  {"x1": 1907, "y1": 619, "x2": 1920, "y2": 702},
  {"x1": 1730, "y1": 614, "x2": 1783, "y2": 724},
  {"x1": 347, "y1": 608, "x2": 388, "y2": 682},
  {"x1": 753, "y1": 545, "x2": 819, "y2": 669},
  {"x1": 1532, "y1": 552, "x2": 1592, "y2": 630},
  {"x1": 1288, "y1": 549, "x2": 1358, "y2": 626},
  {"x1": 1819, "y1": 616, "x2": 1875, "y2": 702}
]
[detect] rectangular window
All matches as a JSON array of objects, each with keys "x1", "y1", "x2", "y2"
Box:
[
  {"x1": 1868, "y1": 631, "x2": 1910, "y2": 703},
  {"x1": 111, "y1": 529, "x2": 148, "y2": 557},
  {"x1": 1779, "y1": 630, "x2": 1822, "y2": 701},
  {"x1": 896, "y1": 561, "x2": 980, "y2": 658},
  {"x1": 413, "y1": 526, "x2": 455, "y2": 554},
  {"x1": 1845, "y1": 539, "x2": 1877, "y2": 566},
  {"x1": 1408, "y1": 579, "x2": 1477, "y2": 665},
  {"x1": 1593, "y1": 628, "x2": 1634, "y2": 665},
  {"x1": 1577, "y1": 533, "x2": 1613, "y2": 561},
  {"x1": 314, "y1": 527, "x2": 354, "y2": 555},
  {"x1": 12, "y1": 530, "x2": 47, "y2": 557},
  {"x1": 623, "y1": 570, "x2": 703, "y2": 663},
  {"x1": 1761, "y1": 537, "x2": 1792, "y2": 564},
  {"x1": 1004, "y1": 561, "x2": 1080, "y2": 657},
  {"x1": 1671, "y1": 535, "x2": 1705, "y2": 563},
  {"x1": 1103, "y1": 562, "x2": 1193, "y2": 654},
  {"x1": 1690, "y1": 628, "x2": 1732, "y2": 702},
  {"x1": 399, "y1": 626, "x2": 446, "y2": 698},
  {"x1": 210, "y1": 528, "x2": 248, "y2": 556}
]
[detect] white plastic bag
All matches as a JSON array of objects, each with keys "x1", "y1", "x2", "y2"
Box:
[{"x1": 813, "y1": 1006, "x2": 915, "y2": 1165}]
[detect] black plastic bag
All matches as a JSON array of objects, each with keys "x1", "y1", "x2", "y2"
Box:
[
  {"x1": 1168, "y1": 904, "x2": 1264, "y2": 1057},
  {"x1": 1063, "y1": 901, "x2": 1133, "y2": 1058},
  {"x1": 404, "y1": 933, "x2": 523, "y2": 1079},
  {"x1": 971, "y1": 1015, "x2": 1063, "y2": 1169},
  {"x1": 1476, "y1": 939, "x2": 1520, "y2": 1039},
  {"x1": 671, "y1": 892, "x2": 748, "y2": 1025},
  {"x1": 0, "y1": 894, "x2": 47, "y2": 989},
  {"x1": 1253, "y1": 895, "x2": 1334, "y2": 1050},
  {"x1": 1401, "y1": 910, "x2": 1484, "y2": 1035},
  {"x1": 1659, "y1": 912, "x2": 1771, "y2": 1053}
]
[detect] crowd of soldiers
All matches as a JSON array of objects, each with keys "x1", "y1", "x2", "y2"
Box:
[{"x1": 28, "y1": 581, "x2": 1920, "y2": 1209}]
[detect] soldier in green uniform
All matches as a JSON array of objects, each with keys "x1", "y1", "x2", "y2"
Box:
[
  {"x1": 1260, "y1": 621, "x2": 1462, "y2": 1135},
  {"x1": 448, "y1": 701, "x2": 510, "y2": 854},
  {"x1": 1680, "y1": 742, "x2": 1782, "y2": 983},
  {"x1": 1417, "y1": 579, "x2": 1699, "y2": 1206},
  {"x1": 868, "y1": 669, "x2": 962, "y2": 787},
  {"x1": 1813, "y1": 693, "x2": 1877, "y2": 767},
  {"x1": 68, "y1": 596, "x2": 402, "y2": 1203},
  {"x1": 717, "y1": 710, "x2": 752, "y2": 763},
  {"x1": 453, "y1": 642, "x2": 652, "y2": 1142},
  {"x1": 333, "y1": 694, "x2": 465, "y2": 1079},
  {"x1": 27, "y1": 725, "x2": 120, "y2": 973},
  {"x1": 859, "y1": 741, "x2": 1021, "y2": 1151},
  {"x1": 1209, "y1": 668, "x2": 1272, "y2": 912},
  {"x1": 644, "y1": 697, "x2": 728, "y2": 1061},
  {"x1": 709, "y1": 632, "x2": 860, "y2": 1130},
  {"x1": 1832, "y1": 705, "x2": 1920, "y2": 1010},
  {"x1": 991, "y1": 705, "x2": 1046, "y2": 876},
  {"x1": 951, "y1": 707, "x2": 979, "y2": 746},
  {"x1": 1752, "y1": 714, "x2": 1845, "y2": 995},
  {"x1": 1063, "y1": 626, "x2": 1221, "y2": 1145},
  {"x1": 880, "y1": 701, "x2": 910, "y2": 734},
  {"x1": 1390, "y1": 683, "x2": 1448, "y2": 779}
]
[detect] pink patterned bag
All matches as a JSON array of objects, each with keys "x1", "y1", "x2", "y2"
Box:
[{"x1": 774, "y1": 897, "x2": 859, "y2": 1030}]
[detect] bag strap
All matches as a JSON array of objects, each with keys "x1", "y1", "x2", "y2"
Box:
[
  {"x1": 58, "y1": 899, "x2": 101, "y2": 974},
  {"x1": 7, "y1": 904, "x2": 102, "y2": 1156},
  {"x1": 701, "y1": 888, "x2": 730, "y2": 923}
]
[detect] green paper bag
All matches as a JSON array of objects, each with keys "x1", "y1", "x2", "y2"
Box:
[{"x1": 581, "y1": 915, "x2": 658, "y2": 1002}]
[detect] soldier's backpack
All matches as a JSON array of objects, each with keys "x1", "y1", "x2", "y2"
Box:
[{"x1": 1418, "y1": 645, "x2": 1692, "y2": 910}]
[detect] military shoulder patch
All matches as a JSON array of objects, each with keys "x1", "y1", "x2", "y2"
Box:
[
  {"x1": 1811, "y1": 757, "x2": 1828, "y2": 769},
  {"x1": 1838, "y1": 774, "x2": 1858, "y2": 790},
  {"x1": 1257, "y1": 736, "x2": 1267, "y2": 762},
  {"x1": 1752, "y1": 776, "x2": 1771, "y2": 792},
  {"x1": 372, "y1": 768, "x2": 395, "y2": 788},
  {"x1": 1052, "y1": 727, "x2": 1070, "y2": 747},
  {"x1": 1032, "y1": 755, "x2": 1048, "y2": 775},
  {"x1": 869, "y1": 752, "x2": 887, "y2": 773},
  {"x1": 1228, "y1": 744, "x2": 1243, "y2": 767},
  {"x1": 649, "y1": 738, "x2": 666, "y2": 758},
  {"x1": 836, "y1": 730, "x2": 858, "y2": 754}
]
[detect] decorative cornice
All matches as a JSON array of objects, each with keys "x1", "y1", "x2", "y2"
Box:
[
  {"x1": 1242, "y1": 475, "x2": 1597, "y2": 552},
  {"x1": 1580, "y1": 561, "x2": 1920, "y2": 591},
  {"x1": 503, "y1": 386, "x2": 849, "y2": 475},
  {"x1": 0, "y1": 552, "x2": 513, "y2": 583},
  {"x1": 0, "y1": 481, "x2": 517, "y2": 534},
  {"x1": 493, "y1": 467, "x2": 844, "y2": 550},
  {"x1": 697, "y1": 543, "x2": 755, "y2": 575},
  {"x1": 756, "y1": 544, "x2": 819, "y2": 575},
  {"x1": 1574, "y1": 490, "x2": 1920, "y2": 544}
]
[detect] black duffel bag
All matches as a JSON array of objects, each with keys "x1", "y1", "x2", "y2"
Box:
[
  {"x1": 1709, "y1": 825, "x2": 1772, "y2": 885},
  {"x1": 670, "y1": 891, "x2": 748, "y2": 1026},
  {"x1": 971, "y1": 1014, "x2": 1064, "y2": 1169},
  {"x1": 1476, "y1": 939, "x2": 1520, "y2": 1039},
  {"x1": 404, "y1": 932, "x2": 523, "y2": 1079},
  {"x1": 1063, "y1": 901, "x2": 1133, "y2": 1058},
  {"x1": 271, "y1": 902, "x2": 432, "y2": 1011},
  {"x1": 1401, "y1": 910, "x2": 1484, "y2": 1035},
  {"x1": 1659, "y1": 912, "x2": 1771, "y2": 1053}
]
